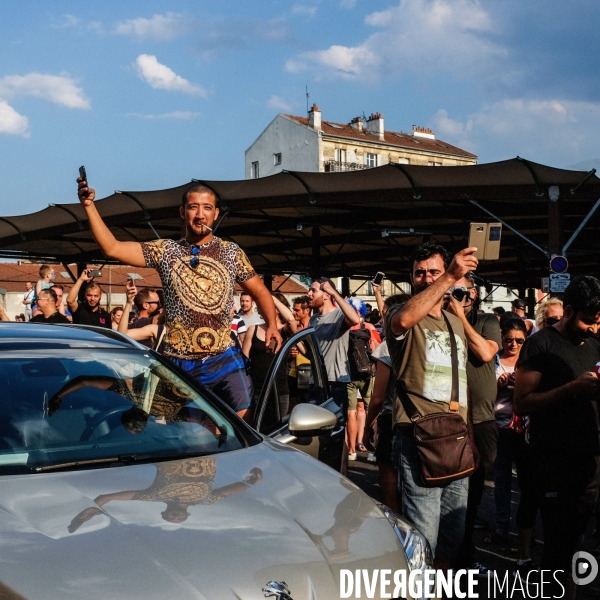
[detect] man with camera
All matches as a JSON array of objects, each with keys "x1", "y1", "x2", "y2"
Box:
[
  {"x1": 385, "y1": 242, "x2": 477, "y2": 571},
  {"x1": 446, "y1": 273, "x2": 501, "y2": 574}
]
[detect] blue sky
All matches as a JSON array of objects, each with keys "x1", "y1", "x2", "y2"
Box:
[{"x1": 1, "y1": 0, "x2": 599, "y2": 215}]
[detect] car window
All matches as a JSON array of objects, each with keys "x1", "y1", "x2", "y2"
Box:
[
  {"x1": 255, "y1": 330, "x2": 328, "y2": 435},
  {"x1": 0, "y1": 349, "x2": 247, "y2": 474}
]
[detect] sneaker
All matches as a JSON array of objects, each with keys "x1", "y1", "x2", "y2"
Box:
[
  {"x1": 469, "y1": 562, "x2": 494, "y2": 578},
  {"x1": 348, "y1": 453, "x2": 357, "y2": 461},
  {"x1": 367, "y1": 452, "x2": 376, "y2": 463},
  {"x1": 512, "y1": 559, "x2": 536, "y2": 577}
]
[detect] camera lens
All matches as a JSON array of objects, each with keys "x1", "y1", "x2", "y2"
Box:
[{"x1": 451, "y1": 288, "x2": 467, "y2": 301}]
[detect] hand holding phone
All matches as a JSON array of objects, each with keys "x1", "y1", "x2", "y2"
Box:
[
  {"x1": 77, "y1": 165, "x2": 95, "y2": 205},
  {"x1": 268, "y1": 337, "x2": 277, "y2": 353},
  {"x1": 372, "y1": 272, "x2": 385, "y2": 286}
]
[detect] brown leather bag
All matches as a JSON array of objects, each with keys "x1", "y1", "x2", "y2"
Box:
[{"x1": 397, "y1": 313, "x2": 475, "y2": 487}]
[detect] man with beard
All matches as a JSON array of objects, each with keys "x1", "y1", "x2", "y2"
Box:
[
  {"x1": 76, "y1": 177, "x2": 280, "y2": 421},
  {"x1": 446, "y1": 273, "x2": 501, "y2": 574},
  {"x1": 307, "y1": 278, "x2": 360, "y2": 420},
  {"x1": 514, "y1": 276, "x2": 600, "y2": 597},
  {"x1": 67, "y1": 270, "x2": 111, "y2": 328},
  {"x1": 385, "y1": 242, "x2": 478, "y2": 571}
]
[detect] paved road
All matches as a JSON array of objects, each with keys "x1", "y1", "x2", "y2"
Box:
[{"x1": 346, "y1": 452, "x2": 599, "y2": 599}]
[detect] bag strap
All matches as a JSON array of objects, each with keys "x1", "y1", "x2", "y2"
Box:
[
  {"x1": 395, "y1": 312, "x2": 460, "y2": 420},
  {"x1": 441, "y1": 311, "x2": 459, "y2": 413}
]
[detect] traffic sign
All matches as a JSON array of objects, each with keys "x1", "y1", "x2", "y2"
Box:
[
  {"x1": 550, "y1": 272, "x2": 570, "y2": 292},
  {"x1": 550, "y1": 255, "x2": 569, "y2": 274}
]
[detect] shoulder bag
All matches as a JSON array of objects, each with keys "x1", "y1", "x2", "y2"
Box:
[{"x1": 396, "y1": 313, "x2": 475, "y2": 487}]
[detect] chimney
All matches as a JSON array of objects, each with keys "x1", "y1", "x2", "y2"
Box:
[
  {"x1": 366, "y1": 112, "x2": 385, "y2": 140},
  {"x1": 350, "y1": 116, "x2": 363, "y2": 132},
  {"x1": 412, "y1": 126, "x2": 435, "y2": 140},
  {"x1": 308, "y1": 104, "x2": 321, "y2": 129}
]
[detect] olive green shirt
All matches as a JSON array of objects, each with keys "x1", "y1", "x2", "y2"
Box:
[{"x1": 385, "y1": 307, "x2": 469, "y2": 426}]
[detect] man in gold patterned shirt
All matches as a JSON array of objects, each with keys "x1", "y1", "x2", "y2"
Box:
[{"x1": 77, "y1": 178, "x2": 281, "y2": 420}]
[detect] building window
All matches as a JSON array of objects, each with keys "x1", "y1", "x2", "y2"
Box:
[
  {"x1": 335, "y1": 148, "x2": 346, "y2": 162},
  {"x1": 274, "y1": 153, "x2": 282, "y2": 165},
  {"x1": 251, "y1": 161, "x2": 259, "y2": 179},
  {"x1": 427, "y1": 161, "x2": 442, "y2": 166},
  {"x1": 366, "y1": 153, "x2": 377, "y2": 168}
]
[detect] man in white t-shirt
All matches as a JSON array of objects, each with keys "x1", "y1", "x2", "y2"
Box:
[{"x1": 23, "y1": 281, "x2": 34, "y2": 321}]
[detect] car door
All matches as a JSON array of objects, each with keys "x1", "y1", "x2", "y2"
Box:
[{"x1": 252, "y1": 328, "x2": 345, "y2": 472}]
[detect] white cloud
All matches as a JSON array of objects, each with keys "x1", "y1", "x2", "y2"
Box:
[
  {"x1": 114, "y1": 12, "x2": 189, "y2": 40},
  {"x1": 286, "y1": 0, "x2": 507, "y2": 81},
  {"x1": 134, "y1": 55, "x2": 207, "y2": 97},
  {"x1": 286, "y1": 44, "x2": 380, "y2": 79},
  {"x1": 0, "y1": 73, "x2": 90, "y2": 109},
  {"x1": 53, "y1": 15, "x2": 79, "y2": 29},
  {"x1": 267, "y1": 95, "x2": 293, "y2": 112},
  {"x1": 0, "y1": 100, "x2": 29, "y2": 136},
  {"x1": 126, "y1": 111, "x2": 201, "y2": 120},
  {"x1": 431, "y1": 98, "x2": 600, "y2": 164},
  {"x1": 292, "y1": 5, "x2": 318, "y2": 17}
]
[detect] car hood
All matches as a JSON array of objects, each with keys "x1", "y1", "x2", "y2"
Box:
[{"x1": 0, "y1": 440, "x2": 406, "y2": 600}]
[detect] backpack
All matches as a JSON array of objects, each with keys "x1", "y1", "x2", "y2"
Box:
[{"x1": 348, "y1": 323, "x2": 374, "y2": 379}]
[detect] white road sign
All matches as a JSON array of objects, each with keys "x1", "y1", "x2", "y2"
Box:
[{"x1": 550, "y1": 272, "x2": 570, "y2": 292}]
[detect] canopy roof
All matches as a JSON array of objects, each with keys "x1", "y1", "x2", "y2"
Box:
[{"x1": 1, "y1": 158, "x2": 599, "y2": 288}]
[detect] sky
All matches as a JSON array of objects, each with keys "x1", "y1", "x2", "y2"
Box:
[{"x1": 1, "y1": 0, "x2": 600, "y2": 216}]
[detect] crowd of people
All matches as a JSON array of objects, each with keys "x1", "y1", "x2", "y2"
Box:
[{"x1": 0, "y1": 176, "x2": 598, "y2": 596}]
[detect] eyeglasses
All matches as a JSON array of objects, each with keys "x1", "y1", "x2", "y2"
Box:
[
  {"x1": 503, "y1": 337, "x2": 525, "y2": 345},
  {"x1": 449, "y1": 287, "x2": 473, "y2": 302},
  {"x1": 146, "y1": 301, "x2": 160, "y2": 306},
  {"x1": 190, "y1": 245, "x2": 200, "y2": 268}
]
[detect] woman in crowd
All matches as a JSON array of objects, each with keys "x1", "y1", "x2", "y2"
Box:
[
  {"x1": 489, "y1": 317, "x2": 538, "y2": 575},
  {"x1": 242, "y1": 292, "x2": 296, "y2": 420},
  {"x1": 535, "y1": 297, "x2": 563, "y2": 330},
  {"x1": 111, "y1": 306, "x2": 124, "y2": 330}
]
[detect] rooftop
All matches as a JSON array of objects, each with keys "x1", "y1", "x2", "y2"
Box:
[{"x1": 283, "y1": 114, "x2": 477, "y2": 159}]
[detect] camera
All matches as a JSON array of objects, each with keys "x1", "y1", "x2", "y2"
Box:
[{"x1": 449, "y1": 287, "x2": 470, "y2": 302}]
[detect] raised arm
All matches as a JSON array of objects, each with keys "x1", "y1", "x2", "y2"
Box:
[
  {"x1": 272, "y1": 295, "x2": 297, "y2": 336},
  {"x1": 240, "y1": 275, "x2": 282, "y2": 352},
  {"x1": 118, "y1": 286, "x2": 137, "y2": 334},
  {"x1": 320, "y1": 280, "x2": 360, "y2": 327},
  {"x1": 390, "y1": 248, "x2": 478, "y2": 337},
  {"x1": 77, "y1": 177, "x2": 146, "y2": 267},
  {"x1": 372, "y1": 282, "x2": 385, "y2": 314},
  {"x1": 66, "y1": 270, "x2": 93, "y2": 313},
  {"x1": 446, "y1": 298, "x2": 499, "y2": 362}
]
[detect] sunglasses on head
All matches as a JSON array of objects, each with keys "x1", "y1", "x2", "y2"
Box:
[
  {"x1": 190, "y1": 245, "x2": 200, "y2": 268},
  {"x1": 503, "y1": 337, "x2": 525, "y2": 345}
]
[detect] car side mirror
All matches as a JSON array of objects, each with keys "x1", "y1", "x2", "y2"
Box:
[{"x1": 288, "y1": 404, "x2": 337, "y2": 438}]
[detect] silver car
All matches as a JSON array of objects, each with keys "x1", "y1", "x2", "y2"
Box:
[{"x1": 0, "y1": 323, "x2": 432, "y2": 600}]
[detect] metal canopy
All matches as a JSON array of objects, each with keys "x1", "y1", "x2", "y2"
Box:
[{"x1": 1, "y1": 158, "x2": 599, "y2": 288}]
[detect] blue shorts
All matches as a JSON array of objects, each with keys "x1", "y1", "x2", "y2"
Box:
[
  {"x1": 170, "y1": 346, "x2": 253, "y2": 413},
  {"x1": 393, "y1": 431, "x2": 468, "y2": 561}
]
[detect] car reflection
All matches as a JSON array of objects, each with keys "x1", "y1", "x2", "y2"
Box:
[{"x1": 69, "y1": 458, "x2": 263, "y2": 531}]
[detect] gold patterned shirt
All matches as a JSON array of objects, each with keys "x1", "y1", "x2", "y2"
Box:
[{"x1": 141, "y1": 237, "x2": 256, "y2": 359}]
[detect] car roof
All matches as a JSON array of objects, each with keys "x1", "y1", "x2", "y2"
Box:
[{"x1": 0, "y1": 322, "x2": 142, "y2": 350}]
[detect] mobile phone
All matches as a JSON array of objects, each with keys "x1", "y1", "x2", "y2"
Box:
[
  {"x1": 79, "y1": 166, "x2": 87, "y2": 182},
  {"x1": 469, "y1": 223, "x2": 502, "y2": 260},
  {"x1": 89, "y1": 269, "x2": 102, "y2": 277},
  {"x1": 372, "y1": 271, "x2": 385, "y2": 286},
  {"x1": 127, "y1": 277, "x2": 135, "y2": 287},
  {"x1": 268, "y1": 338, "x2": 277, "y2": 352}
]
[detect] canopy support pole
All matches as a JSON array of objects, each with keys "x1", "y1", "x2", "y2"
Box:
[
  {"x1": 469, "y1": 200, "x2": 549, "y2": 257},
  {"x1": 115, "y1": 191, "x2": 161, "y2": 239},
  {"x1": 562, "y1": 198, "x2": 600, "y2": 255}
]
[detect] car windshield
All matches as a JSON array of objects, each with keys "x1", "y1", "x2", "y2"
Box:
[{"x1": 0, "y1": 349, "x2": 246, "y2": 474}]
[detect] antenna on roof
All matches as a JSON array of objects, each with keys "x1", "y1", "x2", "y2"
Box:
[{"x1": 306, "y1": 85, "x2": 310, "y2": 115}]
